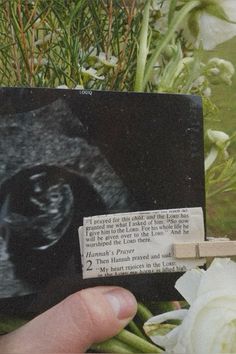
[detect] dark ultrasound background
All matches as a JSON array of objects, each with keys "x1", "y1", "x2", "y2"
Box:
[{"x1": 0, "y1": 88, "x2": 205, "y2": 313}]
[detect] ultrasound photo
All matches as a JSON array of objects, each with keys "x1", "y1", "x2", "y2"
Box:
[{"x1": 0, "y1": 88, "x2": 205, "y2": 311}]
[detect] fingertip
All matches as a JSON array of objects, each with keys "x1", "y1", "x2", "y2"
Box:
[{"x1": 104, "y1": 287, "x2": 137, "y2": 320}]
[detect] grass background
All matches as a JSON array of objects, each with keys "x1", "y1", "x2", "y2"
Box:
[{"x1": 205, "y1": 37, "x2": 236, "y2": 239}]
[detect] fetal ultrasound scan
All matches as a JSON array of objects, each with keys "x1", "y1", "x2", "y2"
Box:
[{"x1": 0, "y1": 88, "x2": 205, "y2": 312}]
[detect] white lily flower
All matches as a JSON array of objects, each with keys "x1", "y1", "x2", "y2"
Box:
[
  {"x1": 181, "y1": 0, "x2": 236, "y2": 50},
  {"x1": 144, "y1": 258, "x2": 236, "y2": 354},
  {"x1": 207, "y1": 129, "x2": 230, "y2": 148}
]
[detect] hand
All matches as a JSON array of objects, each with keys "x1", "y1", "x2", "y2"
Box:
[{"x1": 0, "y1": 286, "x2": 137, "y2": 353}]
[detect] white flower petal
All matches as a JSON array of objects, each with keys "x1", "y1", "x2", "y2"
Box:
[
  {"x1": 219, "y1": 0, "x2": 236, "y2": 21},
  {"x1": 181, "y1": 0, "x2": 236, "y2": 50},
  {"x1": 146, "y1": 309, "x2": 188, "y2": 325},
  {"x1": 98, "y1": 52, "x2": 118, "y2": 67},
  {"x1": 145, "y1": 259, "x2": 236, "y2": 353},
  {"x1": 197, "y1": 258, "x2": 236, "y2": 297},
  {"x1": 204, "y1": 146, "x2": 218, "y2": 171},
  {"x1": 197, "y1": 13, "x2": 236, "y2": 50},
  {"x1": 175, "y1": 268, "x2": 204, "y2": 304},
  {"x1": 207, "y1": 129, "x2": 230, "y2": 146},
  {"x1": 144, "y1": 310, "x2": 188, "y2": 350},
  {"x1": 79, "y1": 66, "x2": 105, "y2": 80},
  {"x1": 149, "y1": 325, "x2": 182, "y2": 350},
  {"x1": 176, "y1": 294, "x2": 236, "y2": 354},
  {"x1": 212, "y1": 317, "x2": 236, "y2": 353},
  {"x1": 173, "y1": 290, "x2": 236, "y2": 354}
]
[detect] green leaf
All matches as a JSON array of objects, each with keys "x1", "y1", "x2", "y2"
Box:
[
  {"x1": 188, "y1": 9, "x2": 200, "y2": 38},
  {"x1": 206, "y1": 3, "x2": 231, "y2": 23}
]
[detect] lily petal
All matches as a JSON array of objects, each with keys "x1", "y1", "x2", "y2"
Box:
[
  {"x1": 181, "y1": 0, "x2": 236, "y2": 50},
  {"x1": 197, "y1": 258, "x2": 236, "y2": 297},
  {"x1": 175, "y1": 268, "x2": 204, "y2": 304}
]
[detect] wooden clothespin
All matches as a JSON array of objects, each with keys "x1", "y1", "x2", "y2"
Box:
[{"x1": 174, "y1": 237, "x2": 236, "y2": 259}]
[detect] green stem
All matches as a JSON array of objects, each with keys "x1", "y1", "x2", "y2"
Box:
[
  {"x1": 143, "y1": 0, "x2": 201, "y2": 90},
  {"x1": 207, "y1": 176, "x2": 236, "y2": 199},
  {"x1": 90, "y1": 338, "x2": 137, "y2": 353},
  {"x1": 127, "y1": 320, "x2": 147, "y2": 340},
  {"x1": 116, "y1": 329, "x2": 163, "y2": 353},
  {"x1": 168, "y1": 0, "x2": 178, "y2": 25},
  {"x1": 137, "y1": 303, "x2": 153, "y2": 322},
  {"x1": 134, "y1": 0, "x2": 151, "y2": 92}
]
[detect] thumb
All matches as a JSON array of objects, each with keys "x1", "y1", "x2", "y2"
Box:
[{"x1": 0, "y1": 286, "x2": 137, "y2": 353}]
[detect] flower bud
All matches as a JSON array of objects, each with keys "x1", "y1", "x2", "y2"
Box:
[
  {"x1": 206, "y1": 58, "x2": 235, "y2": 85},
  {"x1": 209, "y1": 68, "x2": 220, "y2": 76},
  {"x1": 203, "y1": 87, "x2": 211, "y2": 97},
  {"x1": 192, "y1": 75, "x2": 206, "y2": 88},
  {"x1": 207, "y1": 129, "x2": 230, "y2": 148}
]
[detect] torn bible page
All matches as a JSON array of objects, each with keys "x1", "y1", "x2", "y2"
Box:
[{"x1": 79, "y1": 207, "x2": 205, "y2": 279}]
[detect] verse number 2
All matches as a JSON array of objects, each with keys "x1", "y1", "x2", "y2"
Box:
[{"x1": 86, "y1": 260, "x2": 93, "y2": 271}]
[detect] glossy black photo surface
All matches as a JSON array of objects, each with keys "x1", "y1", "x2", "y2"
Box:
[{"x1": 0, "y1": 88, "x2": 205, "y2": 313}]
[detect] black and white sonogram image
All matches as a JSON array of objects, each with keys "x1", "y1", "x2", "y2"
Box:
[
  {"x1": 0, "y1": 96, "x2": 137, "y2": 298},
  {"x1": 0, "y1": 88, "x2": 205, "y2": 305}
]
